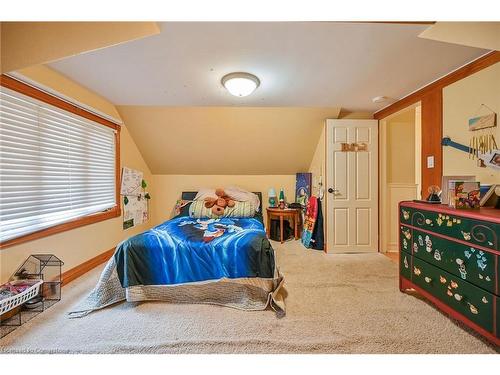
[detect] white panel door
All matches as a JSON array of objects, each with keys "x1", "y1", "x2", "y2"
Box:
[{"x1": 326, "y1": 119, "x2": 378, "y2": 253}]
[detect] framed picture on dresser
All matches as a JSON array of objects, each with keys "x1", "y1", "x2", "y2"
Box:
[{"x1": 441, "y1": 175, "x2": 475, "y2": 205}]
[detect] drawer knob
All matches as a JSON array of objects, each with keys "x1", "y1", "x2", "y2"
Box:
[
  {"x1": 424, "y1": 277, "x2": 432, "y2": 283},
  {"x1": 456, "y1": 258, "x2": 464, "y2": 265},
  {"x1": 446, "y1": 290, "x2": 453, "y2": 297},
  {"x1": 481, "y1": 296, "x2": 488, "y2": 304},
  {"x1": 413, "y1": 267, "x2": 421, "y2": 276},
  {"x1": 439, "y1": 276, "x2": 446, "y2": 284},
  {"x1": 454, "y1": 293, "x2": 463, "y2": 301},
  {"x1": 450, "y1": 281, "x2": 458, "y2": 289}
]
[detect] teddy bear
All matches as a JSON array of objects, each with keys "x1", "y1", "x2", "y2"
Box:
[{"x1": 204, "y1": 188, "x2": 236, "y2": 216}]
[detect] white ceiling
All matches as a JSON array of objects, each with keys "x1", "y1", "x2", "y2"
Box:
[{"x1": 48, "y1": 22, "x2": 487, "y2": 112}]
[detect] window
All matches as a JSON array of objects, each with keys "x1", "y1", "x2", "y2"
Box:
[{"x1": 0, "y1": 76, "x2": 120, "y2": 247}]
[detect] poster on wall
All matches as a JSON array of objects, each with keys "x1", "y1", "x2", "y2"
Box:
[
  {"x1": 120, "y1": 167, "x2": 143, "y2": 196},
  {"x1": 121, "y1": 167, "x2": 149, "y2": 230},
  {"x1": 295, "y1": 172, "x2": 312, "y2": 208},
  {"x1": 122, "y1": 194, "x2": 149, "y2": 230}
]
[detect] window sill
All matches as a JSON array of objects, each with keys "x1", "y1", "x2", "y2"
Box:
[{"x1": 0, "y1": 207, "x2": 121, "y2": 249}]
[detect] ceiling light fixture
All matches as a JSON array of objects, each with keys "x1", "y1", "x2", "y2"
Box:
[
  {"x1": 221, "y1": 72, "x2": 260, "y2": 97},
  {"x1": 372, "y1": 96, "x2": 390, "y2": 103}
]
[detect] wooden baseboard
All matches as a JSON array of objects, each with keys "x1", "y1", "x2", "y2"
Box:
[{"x1": 61, "y1": 247, "x2": 115, "y2": 286}]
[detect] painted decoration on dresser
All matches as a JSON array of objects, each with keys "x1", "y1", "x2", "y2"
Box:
[
  {"x1": 400, "y1": 202, "x2": 500, "y2": 344},
  {"x1": 411, "y1": 229, "x2": 495, "y2": 293},
  {"x1": 410, "y1": 209, "x2": 498, "y2": 251}
]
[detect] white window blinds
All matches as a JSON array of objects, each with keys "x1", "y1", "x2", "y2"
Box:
[{"x1": 0, "y1": 86, "x2": 117, "y2": 242}]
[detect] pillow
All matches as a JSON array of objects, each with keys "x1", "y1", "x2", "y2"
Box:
[
  {"x1": 226, "y1": 186, "x2": 260, "y2": 212},
  {"x1": 174, "y1": 199, "x2": 192, "y2": 217},
  {"x1": 189, "y1": 200, "x2": 256, "y2": 219},
  {"x1": 193, "y1": 188, "x2": 217, "y2": 201},
  {"x1": 193, "y1": 186, "x2": 260, "y2": 212}
]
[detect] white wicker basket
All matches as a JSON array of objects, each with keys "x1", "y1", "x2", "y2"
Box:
[{"x1": 0, "y1": 280, "x2": 43, "y2": 315}]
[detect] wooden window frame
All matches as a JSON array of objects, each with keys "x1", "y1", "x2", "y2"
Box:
[{"x1": 0, "y1": 74, "x2": 121, "y2": 249}]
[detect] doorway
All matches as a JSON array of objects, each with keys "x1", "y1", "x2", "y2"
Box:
[{"x1": 379, "y1": 103, "x2": 422, "y2": 254}]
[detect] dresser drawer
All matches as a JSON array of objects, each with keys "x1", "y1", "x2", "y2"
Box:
[
  {"x1": 408, "y1": 208, "x2": 499, "y2": 251},
  {"x1": 400, "y1": 251, "x2": 412, "y2": 280},
  {"x1": 399, "y1": 225, "x2": 413, "y2": 254},
  {"x1": 400, "y1": 206, "x2": 412, "y2": 226},
  {"x1": 412, "y1": 257, "x2": 495, "y2": 333},
  {"x1": 411, "y1": 229, "x2": 497, "y2": 294}
]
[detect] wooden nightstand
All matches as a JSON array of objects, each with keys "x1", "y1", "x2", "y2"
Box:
[{"x1": 266, "y1": 207, "x2": 302, "y2": 243}]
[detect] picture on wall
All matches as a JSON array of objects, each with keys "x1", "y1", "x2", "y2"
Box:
[
  {"x1": 295, "y1": 172, "x2": 312, "y2": 208},
  {"x1": 121, "y1": 167, "x2": 150, "y2": 229},
  {"x1": 468, "y1": 113, "x2": 496, "y2": 131},
  {"x1": 479, "y1": 149, "x2": 500, "y2": 171},
  {"x1": 490, "y1": 152, "x2": 500, "y2": 167}
]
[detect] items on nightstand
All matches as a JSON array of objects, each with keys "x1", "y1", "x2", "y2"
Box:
[
  {"x1": 278, "y1": 188, "x2": 285, "y2": 209},
  {"x1": 268, "y1": 188, "x2": 277, "y2": 208},
  {"x1": 1, "y1": 254, "x2": 63, "y2": 338}
]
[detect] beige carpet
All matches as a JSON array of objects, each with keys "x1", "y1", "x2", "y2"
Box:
[{"x1": 1, "y1": 241, "x2": 498, "y2": 353}]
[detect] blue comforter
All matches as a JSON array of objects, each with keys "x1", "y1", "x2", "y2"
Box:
[{"x1": 114, "y1": 216, "x2": 276, "y2": 287}]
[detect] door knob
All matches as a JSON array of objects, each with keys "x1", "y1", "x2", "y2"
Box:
[{"x1": 328, "y1": 188, "x2": 339, "y2": 194}]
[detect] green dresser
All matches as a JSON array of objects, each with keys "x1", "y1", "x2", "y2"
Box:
[{"x1": 399, "y1": 201, "x2": 500, "y2": 346}]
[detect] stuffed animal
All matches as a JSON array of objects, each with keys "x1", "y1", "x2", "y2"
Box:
[{"x1": 204, "y1": 188, "x2": 236, "y2": 216}]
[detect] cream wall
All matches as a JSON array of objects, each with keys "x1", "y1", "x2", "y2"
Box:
[
  {"x1": 118, "y1": 106, "x2": 341, "y2": 175},
  {"x1": 419, "y1": 22, "x2": 500, "y2": 51},
  {"x1": 152, "y1": 175, "x2": 296, "y2": 225},
  {"x1": 0, "y1": 70, "x2": 154, "y2": 283},
  {"x1": 443, "y1": 62, "x2": 500, "y2": 184},
  {"x1": 1, "y1": 22, "x2": 159, "y2": 73},
  {"x1": 13, "y1": 65, "x2": 122, "y2": 123},
  {"x1": 308, "y1": 126, "x2": 325, "y2": 195},
  {"x1": 386, "y1": 111, "x2": 416, "y2": 184}
]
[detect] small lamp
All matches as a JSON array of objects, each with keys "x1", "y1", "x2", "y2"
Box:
[
  {"x1": 268, "y1": 188, "x2": 277, "y2": 208},
  {"x1": 278, "y1": 188, "x2": 285, "y2": 209}
]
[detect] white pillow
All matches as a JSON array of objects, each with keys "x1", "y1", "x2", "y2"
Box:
[
  {"x1": 193, "y1": 188, "x2": 217, "y2": 201},
  {"x1": 225, "y1": 186, "x2": 260, "y2": 212},
  {"x1": 193, "y1": 186, "x2": 260, "y2": 212}
]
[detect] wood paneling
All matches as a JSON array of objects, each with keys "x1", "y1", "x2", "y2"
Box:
[
  {"x1": 421, "y1": 90, "x2": 443, "y2": 195},
  {"x1": 61, "y1": 247, "x2": 115, "y2": 286}
]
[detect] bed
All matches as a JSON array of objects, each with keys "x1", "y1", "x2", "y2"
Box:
[{"x1": 69, "y1": 192, "x2": 285, "y2": 317}]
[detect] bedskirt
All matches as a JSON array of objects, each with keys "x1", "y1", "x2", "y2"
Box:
[{"x1": 68, "y1": 257, "x2": 285, "y2": 318}]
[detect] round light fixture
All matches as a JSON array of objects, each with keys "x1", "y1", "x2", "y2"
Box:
[
  {"x1": 221, "y1": 72, "x2": 260, "y2": 97},
  {"x1": 372, "y1": 96, "x2": 393, "y2": 103}
]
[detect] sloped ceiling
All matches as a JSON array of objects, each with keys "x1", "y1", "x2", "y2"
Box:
[
  {"x1": 419, "y1": 22, "x2": 500, "y2": 51},
  {"x1": 49, "y1": 22, "x2": 487, "y2": 112},
  {"x1": 118, "y1": 106, "x2": 341, "y2": 174},
  {"x1": 1, "y1": 22, "x2": 160, "y2": 73}
]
